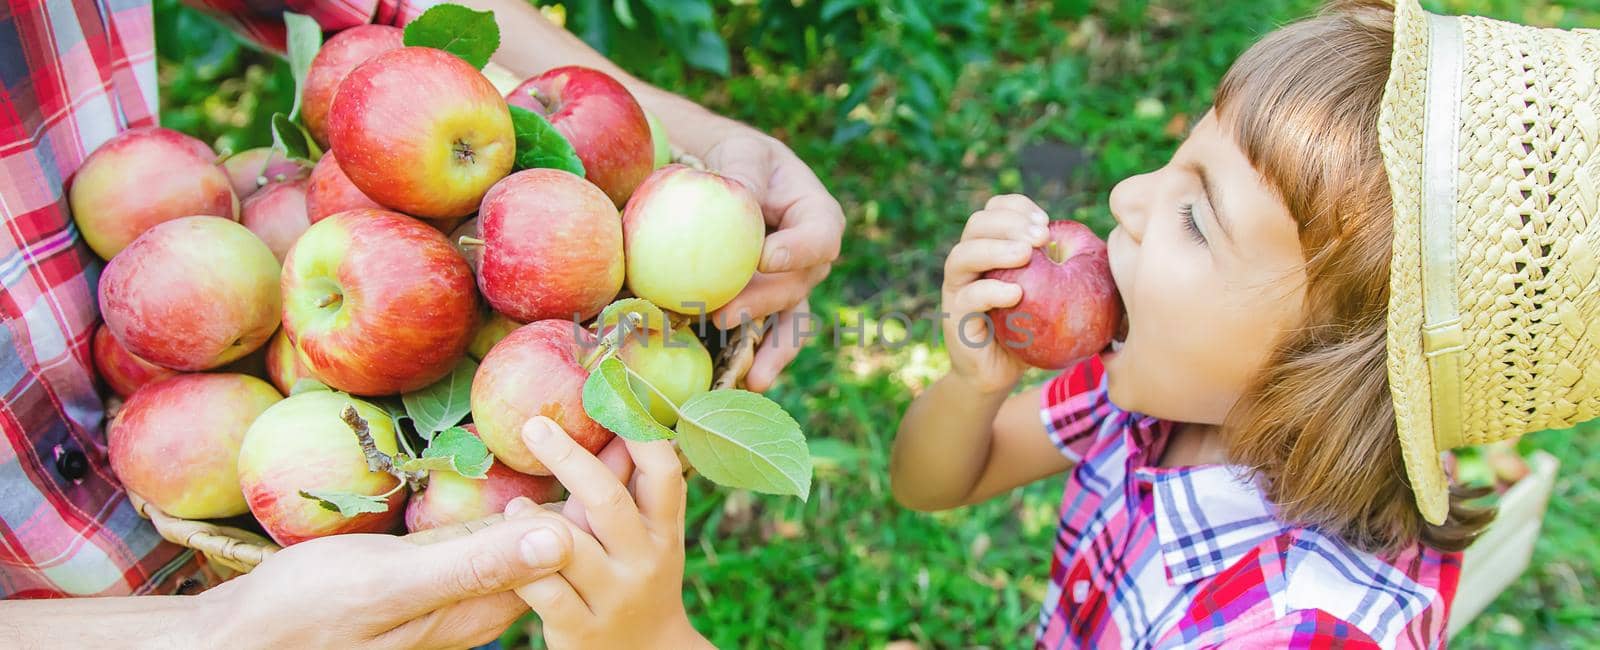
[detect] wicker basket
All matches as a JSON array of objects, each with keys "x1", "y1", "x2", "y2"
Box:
[{"x1": 133, "y1": 280, "x2": 767, "y2": 574}]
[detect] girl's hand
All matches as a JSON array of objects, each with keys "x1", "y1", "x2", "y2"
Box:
[
  {"x1": 942, "y1": 195, "x2": 1052, "y2": 394},
  {"x1": 510, "y1": 417, "x2": 712, "y2": 649}
]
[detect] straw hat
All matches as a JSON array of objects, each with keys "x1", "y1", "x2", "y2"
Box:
[{"x1": 1379, "y1": 0, "x2": 1600, "y2": 525}]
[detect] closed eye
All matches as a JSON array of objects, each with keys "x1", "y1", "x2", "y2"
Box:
[{"x1": 1180, "y1": 203, "x2": 1207, "y2": 246}]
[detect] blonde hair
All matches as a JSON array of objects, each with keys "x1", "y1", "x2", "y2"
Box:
[{"x1": 1215, "y1": 0, "x2": 1493, "y2": 554}]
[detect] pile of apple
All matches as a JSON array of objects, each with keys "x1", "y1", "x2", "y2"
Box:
[{"x1": 83, "y1": 5, "x2": 801, "y2": 548}]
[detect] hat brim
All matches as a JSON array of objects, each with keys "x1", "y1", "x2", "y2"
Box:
[{"x1": 1380, "y1": 0, "x2": 1451, "y2": 526}]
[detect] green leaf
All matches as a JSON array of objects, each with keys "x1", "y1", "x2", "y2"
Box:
[
  {"x1": 283, "y1": 12, "x2": 322, "y2": 120},
  {"x1": 270, "y1": 113, "x2": 320, "y2": 161},
  {"x1": 411, "y1": 425, "x2": 494, "y2": 478},
  {"x1": 402, "y1": 357, "x2": 478, "y2": 438},
  {"x1": 595, "y1": 297, "x2": 668, "y2": 334},
  {"x1": 675, "y1": 389, "x2": 811, "y2": 499},
  {"x1": 289, "y1": 377, "x2": 329, "y2": 395},
  {"x1": 508, "y1": 106, "x2": 586, "y2": 176},
  {"x1": 299, "y1": 489, "x2": 391, "y2": 516},
  {"x1": 402, "y1": 4, "x2": 500, "y2": 69},
  {"x1": 583, "y1": 357, "x2": 675, "y2": 442}
]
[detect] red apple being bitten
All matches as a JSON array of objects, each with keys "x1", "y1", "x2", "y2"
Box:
[
  {"x1": 985, "y1": 220, "x2": 1123, "y2": 370},
  {"x1": 470, "y1": 320, "x2": 614, "y2": 476},
  {"x1": 280, "y1": 209, "x2": 476, "y2": 395},
  {"x1": 506, "y1": 66, "x2": 654, "y2": 206}
]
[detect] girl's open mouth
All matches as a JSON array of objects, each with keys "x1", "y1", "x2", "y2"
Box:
[{"x1": 1103, "y1": 293, "x2": 1130, "y2": 355}]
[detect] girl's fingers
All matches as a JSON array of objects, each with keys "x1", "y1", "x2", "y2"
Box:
[
  {"x1": 954, "y1": 279, "x2": 1025, "y2": 314},
  {"x1": 521, "y1": 417, "x2": 650, "y2": 557},
  {"x1": 562, "y1": 437, "x2": 635, "y2": 537},
  {"x1": 962, "y1": 207, "x2": 1048, "y2": 245},
  {"x1": 985, "y1": 194, "x2": 1048, "y2": 220},
  {"x1": 621, "y1": 439, "x2": 687, "y2": 537},
  {"x1": 504, "y1": 498, "x2": 616, "y2": 601},
  {"x1": 944, "y1": 239, "x2": 1035, "y2": 289},
  {"x1": 514, "y1": 571, "x2": 592, "y2": 622}
]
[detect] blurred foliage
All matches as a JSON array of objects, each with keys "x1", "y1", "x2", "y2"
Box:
[{"x1": 155, "y1": 0, "x2": 1600, "y2": 647}]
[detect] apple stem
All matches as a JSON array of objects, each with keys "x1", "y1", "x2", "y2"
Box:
[
  {"x1": 457, "y1": 236, "x2": 486, "y2": 248},
  {"x1": 342, "y1": 406, "x2": 396, "y2": 476},
  {"x1": 1045, "y1": 240, "x2": 1065, "y2": 264},
  {"x1": 580, "y1": 337, "x2": 616, "y2": 372},
  {"x1": 315, "y1": 293, "x2": 342, "y2": 309}
]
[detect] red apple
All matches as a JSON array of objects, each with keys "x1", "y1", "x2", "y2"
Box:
[
  {"x1": 281, "y1": 209, "x2": 476, "y2": 395},
  {"x1": 92, "y1": 324, "x2": 179, "y2": 399},
  {"x1": 241, "y1": 179, "x2": 311, "y2": 262},
  {"x1": 222, "y1": 147, "x2": 307, "y2": 198},
  {"x1": 264, "y1": 327, "x2": 319, "y2": 395},
  {"x1": 329, "y1": 47, "x2": 514, "y2": 219},
  {"x1": 986, "y1": 220, "x2": 1122, "y2": 369},
  {"x1": 301, "y1": 24, "x2": 404, "y2": 148},
  {"x1": 507, "y1": 66, "x2": 653, "y2": 206},
  {"x1": 305, "y1": 152, "x2": 383, "y2": 223},
  {"x1": 99, "y1": 216, "x2": 281, "y2": 371},
  {"x1": 404, "y1": 424, "x2": 563, "y2": 532},
  {"x1": 109, "y1": 373, "x2": 282, "y2": 519},
  {"x1": 477, "y1": 169, "x2": 623, "y2": 323},
  {"x1": 237, "y1": 391, "x2": 405, "y2": 545},
  {"x1": 471, "y1": 320, "x2": 612, "y2": 475},
  {"x1": 623, "y1": 165, "x2": 765, "y2": 314},
  {"x1": 70, "y1": 127, "x2": 238, "y2": 259}
]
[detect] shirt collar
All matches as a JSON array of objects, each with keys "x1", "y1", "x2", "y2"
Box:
[{"x1": 1132, "y1": 463, "x2": 1289, "y2": 585}]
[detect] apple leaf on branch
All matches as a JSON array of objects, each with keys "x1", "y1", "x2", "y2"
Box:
[
  {"x1": 299, "y1": 489, "x2": 391, "y2": 516},
  {"x1": 398, "y1": 425, "x2": 494, "y2": 478},
  {"x1": 270, "y1": 113, "x2": 319, "y2": 162},
  {"x1": 403, "y1": 4, "x2": 500, "y2": 70},
  {"x1": 402, "y1": 357, "x2": 477, "y2": 439},
  {"x1": 508, "y1": 106, "x2": 586, "y2": 177},
  {"x1": 283, "y1": 12, "x2": 322, "y2": 120},
  {"x1": 582, "y1": 357, "x2": 676, "y2": 442},
  {"x1": 674, "y1": 390, "x2": 812, "y2": 499}
]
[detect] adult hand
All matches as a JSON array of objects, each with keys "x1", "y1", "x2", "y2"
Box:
[
  {"x1": 511, "y1": 417, "x2": 711, "y2": 649},
  {"x1": 196, "y1": 513, "x2": 574, "y2": 649},
  {"x1": 701, "y1": 132, "x2": 843, "y2": 391}
]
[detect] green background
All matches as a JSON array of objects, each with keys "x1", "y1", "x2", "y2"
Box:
[{"x1": 154, "y1": 0, "x2": 1600, "y2": 647}]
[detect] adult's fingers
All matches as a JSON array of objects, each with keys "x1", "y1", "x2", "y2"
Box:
[
  {"x1": 744, "y1": 303, "x2": 812, "y2": 392},
  {"x1": 521, "y1": 417, "x2": 650, "y2": 556},
  {"x1": 711, "y1": 264, "x2": 826, "y2": 330},
  {"x1": 758, "y1": 191, "x2": 844, "y2": 273},
  {"x1": 943, "y1": 239, "x2": 1034, "y2": 289},
  {"x1": 379, "y1": 591, "x2": 528, "y2": 650},
  {"x1": 561, "y1": 436, "x2": 635, "y2": 537},
  {"x1": 504, "y1": 498, "x2": 614, "y2": 604},
  {"x1": 514, "y1": 572, "x2": 592, "y2": 624},
  {"x1": 399, "y1": 509, "x2": 574, "y2": 610}
]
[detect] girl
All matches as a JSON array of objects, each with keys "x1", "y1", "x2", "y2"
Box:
[{"x1": 893, "y1": 0, "x2": 1598, "y2": 647}]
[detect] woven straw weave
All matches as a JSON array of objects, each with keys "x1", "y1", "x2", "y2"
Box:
[{"x1": 1381, "y1": 0, "x2": 1600, "y2": 523}]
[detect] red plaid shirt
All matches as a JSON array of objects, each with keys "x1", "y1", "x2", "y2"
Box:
[
  {"x1": 0, "y1": 0, "x2": 433, "y2": 598},
  {"x1": 1035, "y1": 358, "x2": 1460, "y2": 648}
]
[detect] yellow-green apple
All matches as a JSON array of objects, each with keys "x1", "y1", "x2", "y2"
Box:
[
  {"x1": 241, "y1": 179, "x2": 311, "y2": 262},
  {"x1": 471, "y1": 319, "x2": 613, "y2": 475},
  {"x1": 99, "y1": 216, "x2": 281, "y2": 371},
  {"x1": 237, "y1": 391, "x2": 405, "y2": 545},
  {"x1": 301, "y1": 25, "x2": 404, "y2": 147},
  {"x1": 404, "y1": 424, "x2": 563, "y2": 532},
  {"x1": 468, "y1": 309, "x2": 522, "y2": 361},
  {"x1": 645, "y1": 110, "x2": 671, "y2": 169},
  {"x1": 328, "y1": 47, "x2": 514, "y2": 219},
  {"x1": 222, "y1": 147, "x2": 307, "y2": 198},
  {"x1": 506, "y1": 66, "x2": 653, "y2": 206},
  {"x1": 70, "y1": 127, "x2": 238, "y2": 259},
  {"x1": 92, "y1": 323, "x2": 178, "y2": 398},
  {"x1": 476, "y1": 169, "x2": 623, "y2": 322},
  {"x1": 109, "y1": 373, "x2": 281, "y2": 519},
  {"x1": 985, "y1": 220, "x2": 1122, "y2": 369},
  {"x1": 304, "y1": 151, "x2": 383, "y2": 223},
  {"x1": 623, "y1": 165, "x2": 764, "y2": 314},
  {"x1": 264, "y1": 327, "x2": 319, "y2": 394},
  {"x1": 281, "y1": 209, "x2": 476, "y2": 395},
  {"x1": 617, "y1": 327, "x2": 712, "y2": 427}
]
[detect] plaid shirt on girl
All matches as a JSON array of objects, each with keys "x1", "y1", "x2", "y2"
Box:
[
  {"x1": 1035, "y1": 358, "x2": 1460, "y2": 649},
  {"x1": 0, "y1": 0, "x2": 432, "y2": 599}
]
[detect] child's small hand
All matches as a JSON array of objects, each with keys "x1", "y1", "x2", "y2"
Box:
[
  {"x1": 507, "y1": 417, "x2": 712, "y2": 649},
  {"x1": 942, "y1": 195, "x2": 1052, "y2": 394}
]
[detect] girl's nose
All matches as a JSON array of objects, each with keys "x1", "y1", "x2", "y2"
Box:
[{"x1": 1107, "y1": 172, "x2": 1153, "y2": 244}]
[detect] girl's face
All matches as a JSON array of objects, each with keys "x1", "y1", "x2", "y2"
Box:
[{"x1": 1102, "y1": 111, "x2": 1308, "y2": 424}]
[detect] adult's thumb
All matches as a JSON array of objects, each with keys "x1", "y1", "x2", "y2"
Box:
[{"x1": 404, "y1": 513, "x2": 574, "y2": 607}]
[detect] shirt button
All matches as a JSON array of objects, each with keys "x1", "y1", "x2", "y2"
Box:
[{"x1": 55, "y1": 448, "x2": 89, "y2": 481}]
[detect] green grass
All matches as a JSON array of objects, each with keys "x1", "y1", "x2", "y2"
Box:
[{"x1": 155, "y1": 0, "x2": 1599, "y2": 647}]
